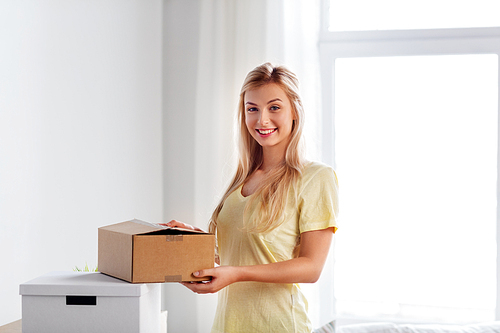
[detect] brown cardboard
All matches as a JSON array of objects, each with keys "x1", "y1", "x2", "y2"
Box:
[{"x1": 98, "y1": 219, "x2": 215, "y2": 283}]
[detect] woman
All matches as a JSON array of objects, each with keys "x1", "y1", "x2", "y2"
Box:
[{"x1": 166, "y1": 63, "x2": 339, "y2": 332}]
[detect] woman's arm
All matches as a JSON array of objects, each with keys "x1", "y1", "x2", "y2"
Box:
[{"x1": 181, "y1": 227, "x2": 334, "y2": 294}]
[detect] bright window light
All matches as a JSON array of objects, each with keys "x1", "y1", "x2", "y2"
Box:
[
  {"x1": 333, "y1": 54, "x2": 498, "y2": 323},
  {"x1": 329, "y1": 0, "x2": 500, "y2": 31}
]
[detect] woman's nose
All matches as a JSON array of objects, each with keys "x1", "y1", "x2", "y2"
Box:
[{"x1": 259, "y1": 110, "x2": 270, "y2": 126}]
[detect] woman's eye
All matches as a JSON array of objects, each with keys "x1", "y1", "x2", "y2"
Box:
[
  {"x1": 270, "y1": 105, "x2": 280, "y2": 111},
  {"x1": 247, "y1": 107, "x2": 258, "y2": 112}
]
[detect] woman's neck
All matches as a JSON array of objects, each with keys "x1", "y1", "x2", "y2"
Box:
[{"x1": 260, "y1": 147, "x2": 286, "y2": 173}]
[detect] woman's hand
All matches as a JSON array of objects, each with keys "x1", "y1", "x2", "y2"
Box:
[
  {"x1": 181, "y1": 266, "x2": 240, "y2": 294},
  {"x1": 159, "y1": 220, "x2": 205, "y2": 232}
]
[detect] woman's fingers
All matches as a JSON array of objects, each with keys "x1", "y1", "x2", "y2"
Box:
[
  {"x1": 181, "y1": 280, "x2": 216, "y2": 294},
  {"x1": 165, "y1": 220, "x2": 186, "y2": 228},
  {"x1": 158, "y1": 220, "x2": 205, "y2": 232},
  {"x1": 181, "y1": 268, "x2": 218, "y2": 294},
  {"x1": 193, "y1": 268, "x2": 214, "y2": 278},
  {"x1": 180, "y1": 266, "x2": 237, "y2": 294}
]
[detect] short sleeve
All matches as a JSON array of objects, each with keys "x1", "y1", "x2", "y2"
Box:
[{"x1": 298, "y1": 164, "x2": 339, "y2": 234}]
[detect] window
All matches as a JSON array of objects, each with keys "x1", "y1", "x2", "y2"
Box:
[
  {"x1": 320, "y1": 0, "x2": 500, "y2": 325},
  {"x1": 329, "y1": 0, "x2": 500, "y2": 31},
  {"x1": 335, "y1": 54, "x2": 497, "y2": 323}
]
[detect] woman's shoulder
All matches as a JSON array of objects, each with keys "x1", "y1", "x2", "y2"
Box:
[
  {"x1": 302, "y1": 160, "x2": 336, "y2": 177},
  {"x1": 300, "y1": 161, "x2": 337, "y2": 188}
]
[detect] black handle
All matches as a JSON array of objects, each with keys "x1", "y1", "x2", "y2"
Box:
[{"x1": 66, "y1": 295, "x2": 97, "y2": 306}]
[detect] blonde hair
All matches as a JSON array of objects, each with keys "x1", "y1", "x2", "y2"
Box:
[{"x1": 209, "y1": 63, "x2": 306, "y2": 236}]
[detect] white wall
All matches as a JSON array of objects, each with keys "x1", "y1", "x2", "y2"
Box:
[{"x1": 0, "y1": 0, "x2": 163, "y2": 326}]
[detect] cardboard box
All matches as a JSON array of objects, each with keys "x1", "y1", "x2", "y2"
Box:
[
  {"x1": 98, "y1": 219, "x2": 215, "y2": 283},
  {"x1": 19, "y1": 271, "x2": 165, "y2": 333}
]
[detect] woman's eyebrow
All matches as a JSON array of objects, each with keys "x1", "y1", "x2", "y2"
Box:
[{"x1": 245, "y1": 98, "x2": 282, "y2": 106}]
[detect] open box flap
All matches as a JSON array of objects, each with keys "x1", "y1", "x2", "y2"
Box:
[
  {"x1": 130, "y1": 219, "x2": 208, "y2": 234},
  {"x1": 98, "y1": 219, "x2": 208, "y2": 236}
]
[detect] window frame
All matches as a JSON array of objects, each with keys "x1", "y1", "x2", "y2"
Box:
[{"x1": 319, "y1": 0, "x2": 500, "y2": 323}]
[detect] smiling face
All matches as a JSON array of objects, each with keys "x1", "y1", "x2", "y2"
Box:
[{"x1": 244, "y1": 83, "x2": 295, "y2": 154}]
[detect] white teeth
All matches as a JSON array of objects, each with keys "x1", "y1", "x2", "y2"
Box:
[{"x1": 258, "y1": 129, "x2": 275, "y2": 135}]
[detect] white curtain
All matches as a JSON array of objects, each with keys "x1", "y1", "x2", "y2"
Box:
[
  {"x1": 193, "y1": 0, "x2": 324, "y2": 232},
  {"x1": 163, "y1": 0, "x2": 331, "y2": 331}
]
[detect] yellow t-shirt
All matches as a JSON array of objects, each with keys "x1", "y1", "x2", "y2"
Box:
[{"x1": 211, "y1": 161, "x2": 339, "y2": 333}]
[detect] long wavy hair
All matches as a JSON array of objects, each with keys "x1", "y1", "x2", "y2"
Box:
[{"x1": 208, "y1": 63, "x2": 306, "y2": 236}]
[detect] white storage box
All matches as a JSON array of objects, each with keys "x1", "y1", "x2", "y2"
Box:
[{"x1": 19, "y1": 271, "x2": 164, "y2": 333}]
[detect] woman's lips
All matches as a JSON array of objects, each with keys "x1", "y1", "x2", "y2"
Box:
[{"x1": 256, "y1": 128, "x2": 277, "y2": 137}]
